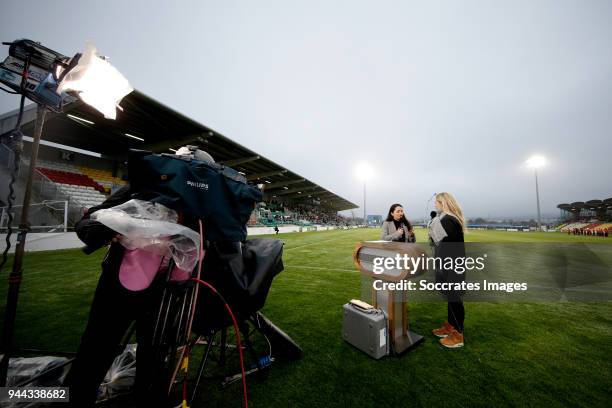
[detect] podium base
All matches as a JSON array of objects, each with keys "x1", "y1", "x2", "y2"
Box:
[{"x1": 392, "y1": 331, "x2": 424, "y2": 355}]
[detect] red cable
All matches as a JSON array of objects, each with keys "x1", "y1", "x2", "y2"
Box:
[
  {"x1": 184, "y1": 220, "x2": 204, "y2": 336},
  {"x1": 191, "y1": 278, "x2": 249, "y2": 408},
  {"x1": 181, "y1": 220, "x2": 205, "y2": 405},
  {"x1": 177, "y1": 220, "x2": 205, "y2": 406}
]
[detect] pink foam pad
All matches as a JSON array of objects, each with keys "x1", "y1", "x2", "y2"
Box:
[{"x1": 119, "y1": 248, "x2": 164, "y2": 291}]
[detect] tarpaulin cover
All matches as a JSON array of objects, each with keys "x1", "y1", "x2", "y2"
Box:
[
  {"x1": 193, "y1": 238, "x2": 284, "y2": 331},
  {"x1": 127, "y1": 150, "x2": 262, "y2": 242},
  {"x1": 97, "y1": 344, "x2": 137, "y2": 401},
  {"x1": 5, "y1": 356, "x2": 69, "y2": 408}
]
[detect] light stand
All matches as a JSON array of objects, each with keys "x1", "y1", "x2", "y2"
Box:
[
  {"x1": 363, "y1": 180, "x2": 366, "y2": 227},
  {"x1": 534, "y1": 168, "x2": 542, "y2": 230},
  {"x1": 355, "y1": 162, "x2": 372, "y2": 227},
  {"x1": 0, "y1": 105, "x2": 46, "y2": 385},
  {"x1": 0, "y1": 39, "x2": 132, "y2": 385},
  {"x1": 526, "y1": 155, "x2": 546, "y2": 231}
]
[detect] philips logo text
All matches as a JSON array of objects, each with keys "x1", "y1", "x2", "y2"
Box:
[{"x1": 186, "y1": 181, "x2": 209, "y2": 190}]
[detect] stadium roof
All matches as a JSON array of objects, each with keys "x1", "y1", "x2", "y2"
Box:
[
  {"x1": 557, "y1": 198, "x2": 612, "y2": 213},
  {"x1": 0, "y1": 91, "x2": 357, "y2": 211}
]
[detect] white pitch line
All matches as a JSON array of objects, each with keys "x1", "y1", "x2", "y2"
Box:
[
  {"x1": 284, "y1": 235, "x2": 349, "y2": 251},
  {"x1": 284, "y1": 264, "x2": 357, "y2": 273}
]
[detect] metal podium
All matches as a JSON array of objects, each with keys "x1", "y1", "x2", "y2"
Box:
[{"x1": 353, "y1": 241, "x2": 426, "y2": 354}]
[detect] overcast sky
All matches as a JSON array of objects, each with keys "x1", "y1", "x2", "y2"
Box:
[{"x1": 1, "y1": 0, "x2": 611, "y2": 220}]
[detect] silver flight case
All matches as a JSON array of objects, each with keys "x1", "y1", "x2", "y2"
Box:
[{"x1": 341, "y1": 302, "x2": 389, "y2": 359}]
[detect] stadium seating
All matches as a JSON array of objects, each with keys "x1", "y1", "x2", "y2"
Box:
[
  {"x1": 55, "y1": 184, "x2": 108, "y2": 208},
  {"x1": 560, "y1": 222, "x2": 589, "y2": 232},
  {"x1": 593, "y1": 223, "x2": 612, "y2": 232},
  {"x1": 254, "y1": 203, "x2": 346, "y2": 227},
  {"x1": 559, "y1": 220, "x2": 611, "y2": 236},
  {"x1": 583, "y1": 222, "x2": 602, "y2": 230},
  {"x1": 77, "y1": 166, "x2": 127, "y2": 194},
  {"x1": 32, "y1": 159, "x2": 109, "y2": 208},
  {"x1": 37, "y1": 168, "x2": 104, "y2": 192},
  {"x1": 555, "y1": 222, "x2": 570, "y2": 231}
]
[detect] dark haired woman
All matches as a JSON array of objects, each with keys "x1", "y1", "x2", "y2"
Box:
[{"x1": 381, "y1": 204, "x2": 416, "y2": 243}]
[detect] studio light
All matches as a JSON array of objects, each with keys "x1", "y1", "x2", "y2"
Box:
[{"x1": 56, "y1": 42, "x2": 133, "y2": 119}]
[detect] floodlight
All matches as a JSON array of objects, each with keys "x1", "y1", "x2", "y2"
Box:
[
  {"x1": 526, "y1": 155, "x2": 546, "y2": 169},
  {"x1": 355, "y1": 162, "x2": 373, "y2": 181}
]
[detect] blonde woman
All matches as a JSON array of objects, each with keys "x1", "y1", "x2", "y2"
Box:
[{"x1": 429, "y1": 192, "x2": 466, "y2": 348}]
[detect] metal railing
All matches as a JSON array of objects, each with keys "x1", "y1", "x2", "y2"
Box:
[
  {"x1": 0, "y1": 145, "x2": 87, "y2": 230},
  {"x1": 0, "y1": 200, "x2": 69, "y2": 232},
  {"x1": 29, "y1": 168, "x2": 86, "y2": 227},
  {"x1": 0, "y1": 142, "x2": 14, "y2": 170}
]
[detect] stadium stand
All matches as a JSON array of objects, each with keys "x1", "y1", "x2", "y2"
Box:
[
  {"x1": 254, "y1": 202, "x2": 349, "y2": 227},
  {"x1": 560, "y1": 222, "x2": 590, "y2": 232},
  {"x1": 37, "y1": 168, "x2": 104, "y2": 192},
  {"x1": 557, "y1": 199, "x2": 611, "y2": 237},
  {"x1": 559, "y1": 220, "x2": 610, "y2": 237},
  {"x1": 77, "y1": 166, "x2": 127, "y2": 194},
  {"x1": 17, "y1": 157, "x2": 110, "y2": 210},
  {"x1": 36, "y1": 170, "x2": 107, "y2": 207},
  {"x1": 1, "y1": 93, "x2": 357, "y2": 231},
  {"x1": 13, "y1": 151, "x2": 347, "y2": 229},
  {"x1": 583, "y1": 222, "x2": 602, "y2": 230},
  {"x1": 558, "y1": 199, "x2": 612, "y2": 222},
  {"x1": 593, "y1": 223, "x2": 612, "y2": 233}
]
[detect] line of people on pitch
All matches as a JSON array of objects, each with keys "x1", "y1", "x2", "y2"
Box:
[{"x1": 567, "y1": 227, "x2": 609, "y2": 237}]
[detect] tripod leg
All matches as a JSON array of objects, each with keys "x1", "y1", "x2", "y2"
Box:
[
  {"x1": 190, "y1": 333, "x2": 215, "y2": 405},
  {"x1": 166, "y1": 293, "x2": 187, "y2": 372},
  {"x1": 118, "y1": 322, "x2": 136, "y2": 353},
  {"x1": 167, "y1": 289, "x2": 194, "y2": 395},
  {"x1": 159, "y1": 292, "x2": 174, "y2": 346},
  {"x1": 219, "y1": 328, "x2": 227, "y2": 366},
  {"x1": 241, "y1": 323, "x2": 260, "y2": 369},
  {"x1": 150, "y1": 289, "x2": 178, "y2": 399},
  {"x1": 152, "y1": 287, "x2": 169, "y2": 347},
  {"x1": 173, "y1": 292, "x2": 188, "y2": 346}
]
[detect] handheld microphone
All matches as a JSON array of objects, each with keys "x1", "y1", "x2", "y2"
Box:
[{"x1": 425, "y1": 193, "x2": 436, "y2": 219}]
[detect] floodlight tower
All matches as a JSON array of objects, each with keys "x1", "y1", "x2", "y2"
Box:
[
  {"x1": 355, "y1": 163, "x2": 373, "y2": 227},
  {"x1": 526, "y1": 155, "x2": 546, "y2": 230}
]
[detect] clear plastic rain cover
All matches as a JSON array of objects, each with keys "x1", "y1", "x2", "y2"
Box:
[{"x1": 91, "y1": 199, "x2": 200, "y2": 271}]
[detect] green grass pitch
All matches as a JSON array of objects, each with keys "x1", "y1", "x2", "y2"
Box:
[{"x1": 1, "y1": 228, "x2": 610, "y2": 407}]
